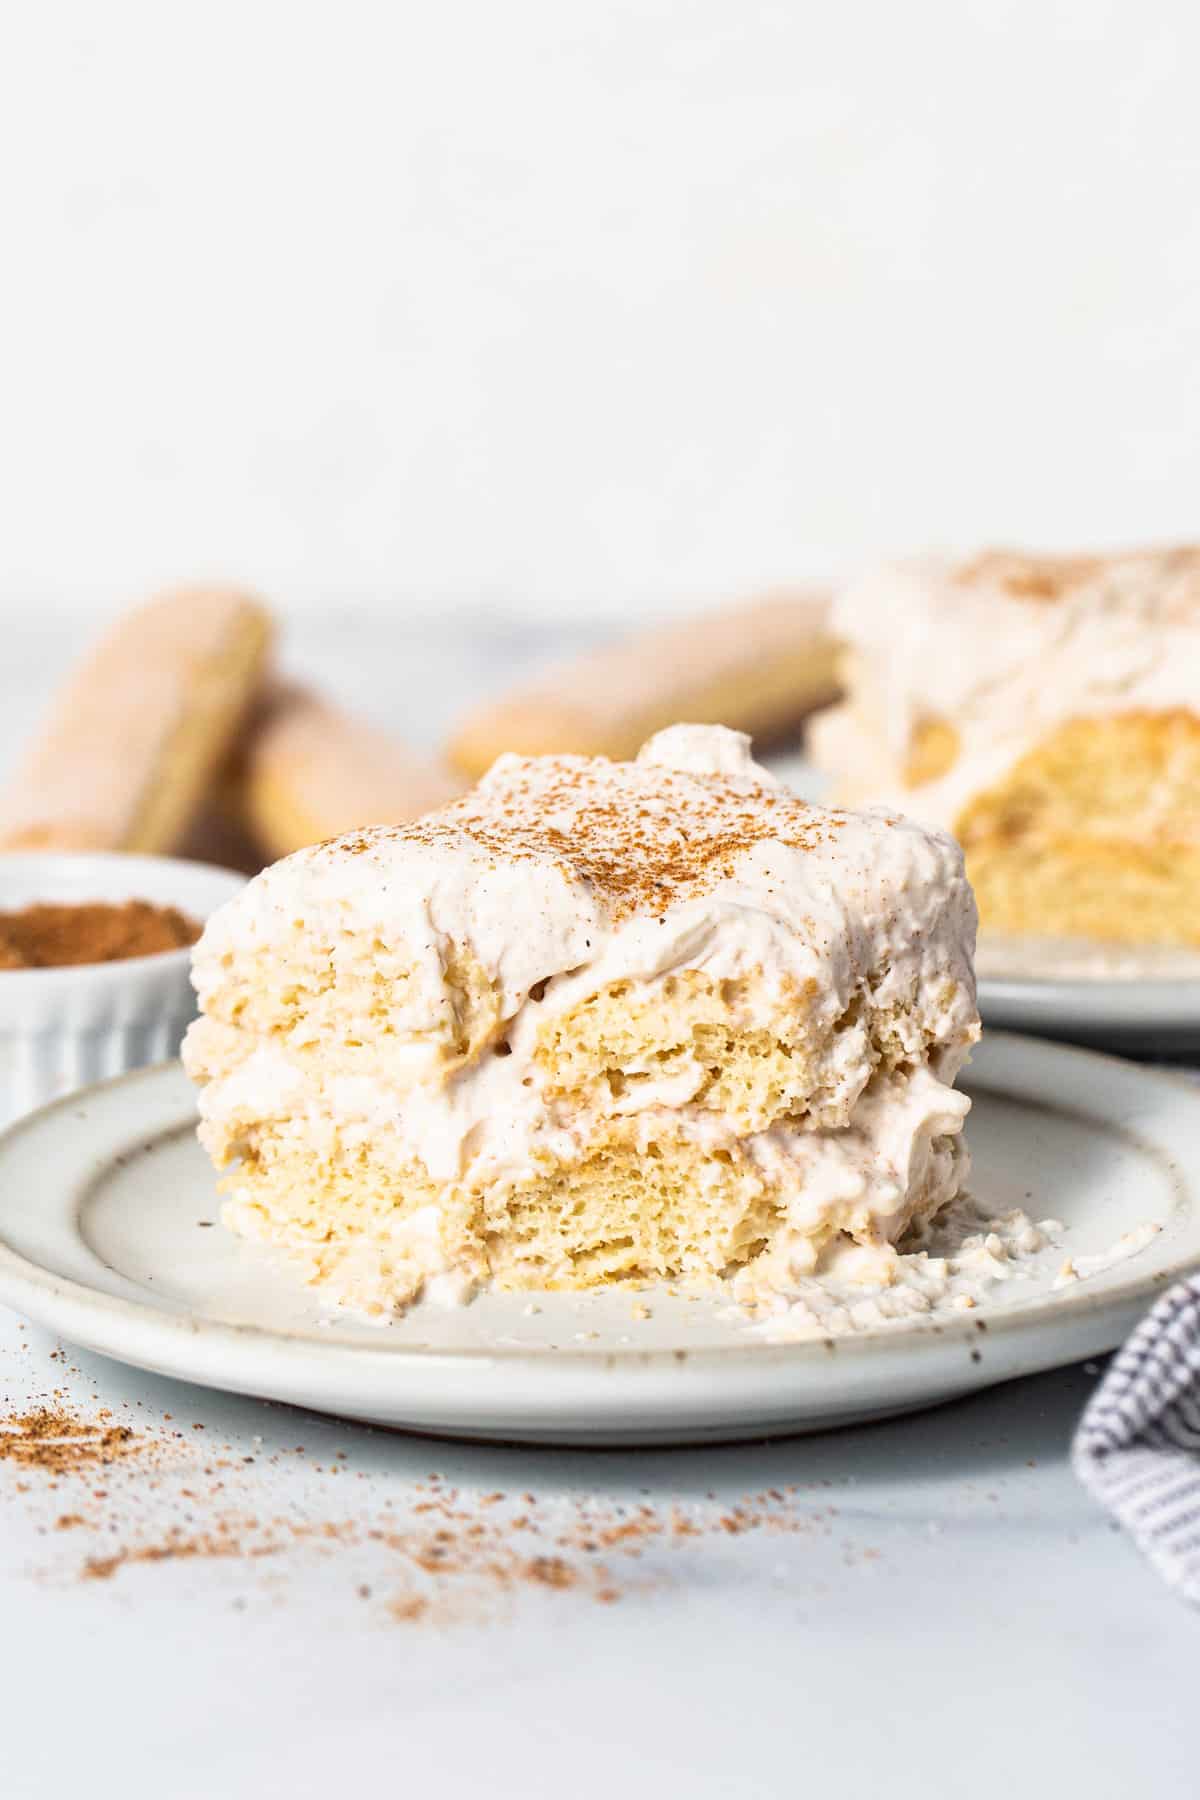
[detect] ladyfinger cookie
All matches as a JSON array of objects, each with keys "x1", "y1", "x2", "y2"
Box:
[
  {"x1": 234, "y1": 684, "x2": 463, "y2": 858},
  {"x1": 445, "y1": 588, "x2": 838, "y2": 778},
  {"x1": 0, "y1": 587, "x2": 273, "y2": 854}
]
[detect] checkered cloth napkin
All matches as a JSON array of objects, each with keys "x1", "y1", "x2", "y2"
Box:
[{"x1": 1074, "y1": 1273, "x2": 1200, "y2": 1604}]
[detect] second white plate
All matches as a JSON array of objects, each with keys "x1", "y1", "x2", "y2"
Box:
[
  {"x1": 978, "y1": 973, "x2": 1200, "y2": 1054},
  {"x1": 0, "y1": 1034, "x2": 1196, "y2": 1445},
  {"x1": 975, "y1": 941, "x2": 1200, "y2": 1053}
]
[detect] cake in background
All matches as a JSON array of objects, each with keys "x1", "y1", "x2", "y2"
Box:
[
  {"x1": 183, "y1": 724, "x2": 979, "y2": 1319},
  {"x1": 809, "y1": 546, "x2": 1200, "y2": 946}
]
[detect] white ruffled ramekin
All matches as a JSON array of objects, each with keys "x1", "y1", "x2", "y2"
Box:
[{"x1": 0, "y1": 852, "x2": 247, "y2": 1129}]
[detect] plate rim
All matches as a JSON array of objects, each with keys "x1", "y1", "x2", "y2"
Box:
[
  {"x1": 977, "y1": 971, "x2": 1200, "y2": 1050},
  {"x1": 0, "y1": 1033, "x2": 1196, "y2": 1376}
]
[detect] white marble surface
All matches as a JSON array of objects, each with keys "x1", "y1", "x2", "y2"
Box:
[{"x1": 0, "y1": 620, "x2": 1196, "y2": 1799}]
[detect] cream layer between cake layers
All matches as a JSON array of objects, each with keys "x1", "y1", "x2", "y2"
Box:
[{"x1": 183, "y1": 726, "x2": 980, "y2": 1318}]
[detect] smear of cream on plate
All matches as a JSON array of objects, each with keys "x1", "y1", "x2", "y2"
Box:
[{"x1": 738, "y1": 1198, "x2": 1161, "y2": 1342}]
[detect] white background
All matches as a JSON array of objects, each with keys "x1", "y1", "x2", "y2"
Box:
[{"x1": 2, "y1": 0, "x2": 1199, "y2": 629}]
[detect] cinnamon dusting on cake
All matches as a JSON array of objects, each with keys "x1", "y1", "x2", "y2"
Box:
[
  {"x1": 954, "y1": 550, "x2": 1105, "y2": 601},
  {"x1": 325, "y1": 754, "x2": 844, "y2": 920},
  {"x1": 955, "y1": 544, "x2": 1200, "y2": 606}
]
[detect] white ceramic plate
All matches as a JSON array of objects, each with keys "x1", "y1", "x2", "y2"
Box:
[
  {"x1": 977, "y1": 975, "x2": 1200, "y2": 1055},
  {"x1": 975, "y1": 942, "x2": 1200, "y2": 1054},
  {"x1": 0, "y1": 1035, "x2": 1196, "y2": 1446}
]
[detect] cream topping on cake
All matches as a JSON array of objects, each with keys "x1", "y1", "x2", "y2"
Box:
[
  {"x1": 193, "y1": 724, "x2": 976, "y2": 1078},
  {"x1": 187, "y1": 726, "x2": 979, "y2": 1315},
  {"x1": 830, "y1": 546, "x2": 1200, "y2": 829}
]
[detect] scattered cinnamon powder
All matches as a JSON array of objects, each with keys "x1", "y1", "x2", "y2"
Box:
[
  {"x1": 525, "y1": 1554, "x2": 576, "y2": 1590},
  {"x1": 333, "y1": 750, "x2": 841, "y2": 920},
  {"x1": 83, "y1": 1519, "x2": 284, "y2": 1583},
  {"x1": 43, "y1": 1468, "x2": 843, "y2": 1629},
  {"x1": 0, "y1": 1406, "x2": 140, "y2": 1472},
  {"x1": 0, "y1": 899, "x2": 200, "y2": 969},
  {"x1": 389, "y1": 1594, "x2": 430, "y2": 1623},
  {"x1": 2, "y1": 1390, "x2": 860, "y2": 1627}
]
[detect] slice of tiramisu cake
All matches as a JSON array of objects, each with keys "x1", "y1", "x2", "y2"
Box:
[
  {"x1": 183, "y1": 725, "x2": 980, "y2": 1318},
  {"x1": 810, "y1": 545, "x2": 1200, "y2": 946}
]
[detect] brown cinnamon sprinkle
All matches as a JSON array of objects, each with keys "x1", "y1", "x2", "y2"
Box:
[
  {"x1": 954, "y1": 549, "x2": 1102, "y2": 601},
  {"x1": 0, "y1": 899, "x2": 200, "y2": 969},
  {"x1": 63, "y1": 1479, "x2": 838, "y2": 1622},
  {"x1": 330, "y1": 753, "x2": 843, "y2": 920},
  {"x1": 954, "y1": 543, "x2": 1200, "y2": 604},
  {"x1": 0, "y1": 1406, "x2": 139, "y2": 1472},
  {"x1": 2, "y1": 1388, "x2": 864, "y2": 1624}
]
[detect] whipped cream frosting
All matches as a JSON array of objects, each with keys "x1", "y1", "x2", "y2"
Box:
[
  {"x1": 195, "y1": 726, "x2": 975, "y2": 1020},
  {"x1": 826, "y1": 546, "x2": 1200, "y2": 830},
  {"x1": 188, "y1": 726, "x2": 979, "y2": 1310}
]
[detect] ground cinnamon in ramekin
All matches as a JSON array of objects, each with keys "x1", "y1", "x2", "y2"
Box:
[{"x1": 0, "y1": 900, "x2": 200, "y2": 969}]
